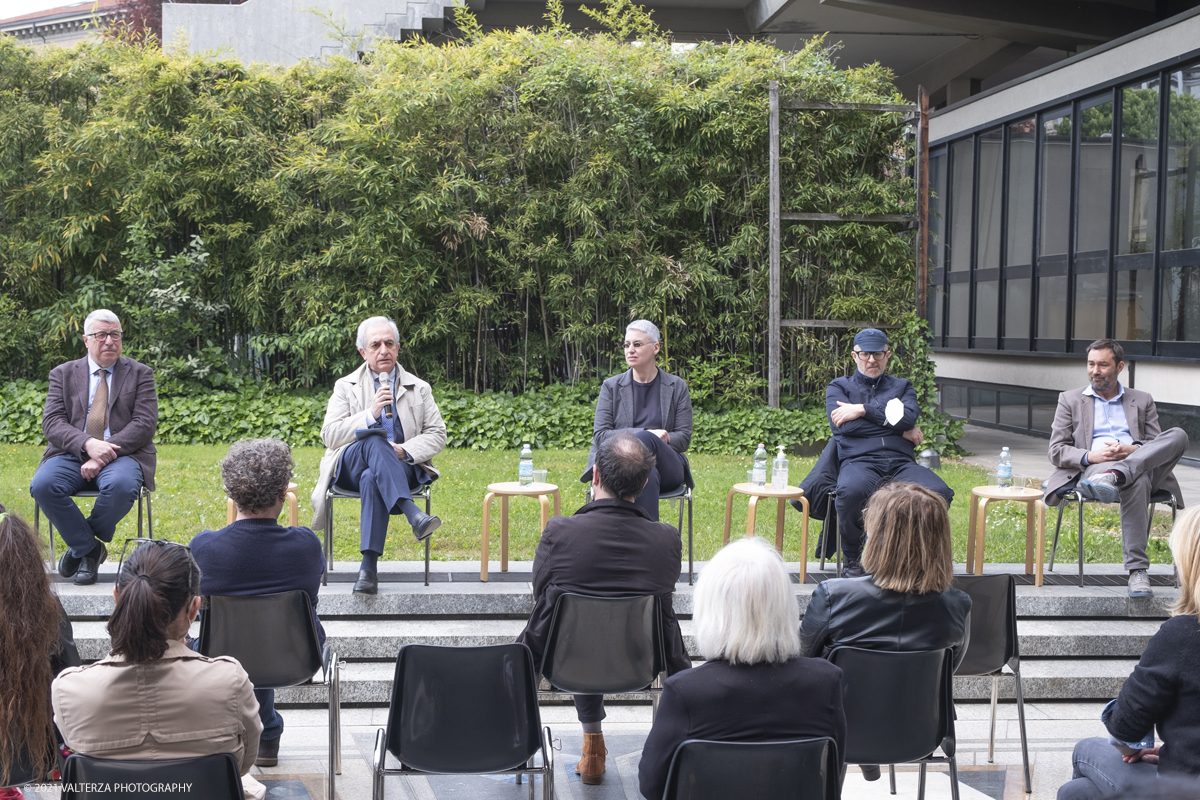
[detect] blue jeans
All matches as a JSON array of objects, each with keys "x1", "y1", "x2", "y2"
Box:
[
  {"x1": 256, "y1": 689, "x2": 284, "y2": 742},
  {"x1": 30, "y1": 454, "x2": 144, "y2": 558},
  {"x1": 1057, "y1": 737, "x2": 1158, "y2": 799},
  {"x1": 334, "y1": 435, "x2": 427, "y2": 554}
]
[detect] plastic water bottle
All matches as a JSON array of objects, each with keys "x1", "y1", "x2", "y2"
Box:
[
  {"x1": 997, "y1": 447, "x2": 1012, "y2": 489},
  {"x1": 771, "y1": 445, "x2": 789, "y2": 490},
  {"x1": 752, "y1": 443, "x2": 768, "y2": 486},
  {"x1": 519, "y1": 443, "x2": 534, "y2": 485}
]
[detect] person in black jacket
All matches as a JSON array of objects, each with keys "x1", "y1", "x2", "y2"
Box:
[
  {"x1": 825, "y1": 328, "x2": 953, "y2": 576},
  {"x1": 190, "y1": 438, "x2": 325, "y2": 769},
  {"x1": 800, "y1": 481, "x2": 971, "y2": 783},
  {"x1": 518, "y1": 432, "x2": 688, "y2": 786},
  {"x1": 639, "y1": 537, "x2": 846, "y2": 800},
  {"x1": 1058, "y1": 506, "x2": 1200, "y2": 799}
]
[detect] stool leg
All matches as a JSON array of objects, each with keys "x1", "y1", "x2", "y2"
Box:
[
  {"x1": 774, "y1": 497, "x2": 786, "y2": 554},
  {"x1": 723, "y1": 489, "x2": 736, "y2": 546},
  {"x1": 746, "y1": 496, "x2": 759, "y2": 537},
  {"x1": 966, "y1": 494, "x2": 979, "y2": 572},
  {"x1": 288, "y1": 491, "x2": 299, "y2": 528},
  {"x1": 501, "y1": 495, "x2": 510, "y2": 573},
  {"x1": 1024, "y1": 499, "x2": 1036, "y2": 575},
  {"x1": 538, "y1": 495, "x2": 550, "y2": 532},
  {"x1": 552, "y1": 491, "x2": 560, "y2": 518},
  {"x1": 227, "y1": 498, "x2": 236, "y2": 526},
  {"x1": 480, "y1": 492, "x2": 495, "y2": 582}
]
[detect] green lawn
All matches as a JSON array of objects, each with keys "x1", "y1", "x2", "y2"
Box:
[{"x1": 0, "y1": 444, "x2": 1174, "y2": 565}]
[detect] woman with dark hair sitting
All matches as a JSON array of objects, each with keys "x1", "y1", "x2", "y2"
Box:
[
  {"x1": 51, "y1": 540, "x2": 265, "y2": 800},
  {"x1": 190, "y1": 438, "x2": 325, "y2": 768},
  {"x1": 639, "y1": 537, "x2": 846, "y2": 800},
  {"x1": 800, "y1": 481, "x2": 971, "y2": 782},
  {"x1": 1058, "y1": 506, "x2": 1200, "y2": 799},
  {"x1": 0, "y1": 504, "x2": 80, "y2": 797}
]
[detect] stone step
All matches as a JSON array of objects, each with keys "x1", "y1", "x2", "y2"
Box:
[{"x1": 269, "y1": 658, "x2": 1142, "y2": 705}]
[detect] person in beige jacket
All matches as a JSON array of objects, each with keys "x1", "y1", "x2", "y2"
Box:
[
  {"x1": 310, "y1": 316, "x2": 446, "y2": 595},
  {"x1": 52, "y1": 541, "x2": 266, "y2": 800}
]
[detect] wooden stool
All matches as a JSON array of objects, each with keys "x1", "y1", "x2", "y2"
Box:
[
  {"x1": 966, "y1": 485, "x2": 1047, "y2": 586},
  {"x1": 722, "y1": 483, "x2": 810, "y2": 584},
  {"x1": 227, "y1": 482, "x2": 300, "y2": 526},
  {"x1": 481, "y1": 482, "x2": 562, "y2": 582}
]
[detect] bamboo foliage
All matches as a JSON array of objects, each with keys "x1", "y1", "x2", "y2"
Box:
[{"x1": 0, "y1": 16, "x2": 915, "y2": 403}]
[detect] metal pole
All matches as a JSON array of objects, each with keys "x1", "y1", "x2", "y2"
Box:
[
  {"x1": 768, "y1": 80, "x2": 781, "y2": 408},
  {"x1": 916, "y1": 85, "x2": 930, "y2": 318}
]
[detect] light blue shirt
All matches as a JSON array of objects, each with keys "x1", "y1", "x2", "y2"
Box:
[
  {"x1": 85, "y1": 356, "x2": 113, "y2": 441},
  {"x1": 1084, "y1": 383, "x2": 1134, "y2": 452}
]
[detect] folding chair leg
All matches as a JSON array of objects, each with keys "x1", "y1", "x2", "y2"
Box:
[
  {"x1": 371, "y1": 729, "x2": 386, "y2": 800},
  {"x1": 917, "y1": 762, "x2": 926, "y2": 800},
  {"x1": 948, "y1": 755, "x2": 961, "y2": 800},
  {"x1": 1049, "y1": 501, "x2": 1066, "y2": 571},
  {"x1": 988, "y1": 676, "x2": 998, "y2": 762},
  {"x1": 1014, "y1": 666, "x2": 1031, "y2": 794},
  {"x1": 424, "y1": 536, "x2": 431, "y2": 587},
  {"x1": 138, "y1": 492, "x2": 144, "y2": 538},
  {"x1": 888, "y1": 764, "x2": 896, "y2": 795},
  {"x1": 686, "y1": 494, "x2": 694, "y2": 585},
  {"x1": 1077, "y1": 495, "x2": 1085, "y2": 588}
]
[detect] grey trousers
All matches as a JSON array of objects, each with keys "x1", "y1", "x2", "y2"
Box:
[
  {"x1": 1082, "y1": 427, "x2": 1189, "y2": 572},
  {"x1": 1057, "y1": 737, "x2": 1157, "y2": 799}
]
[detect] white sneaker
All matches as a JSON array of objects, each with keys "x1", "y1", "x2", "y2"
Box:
[{"x1": 1128, "y1": 570, "x2": 1153, "y2": 598}]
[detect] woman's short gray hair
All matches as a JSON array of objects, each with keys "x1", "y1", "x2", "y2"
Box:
[
  {"x1": 693, "y1": 537, "x2": 800, "y2": 665},
  {"x1": 626, "y1": 320, "x2": 660, "y2": 344},
  {"x1": 356, "y1": 316, "x2": 401, "y2": 350},
  {"x1": 83, "y1": 309, "x2": 121, "y2": 334},
  {"x1": 222, "y1": 439, "x2": 294, "y2": 515}
]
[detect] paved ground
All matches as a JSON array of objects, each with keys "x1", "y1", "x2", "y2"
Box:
[{"x1": 956, "y1": 424, "x2": 1200, "y2": 509}]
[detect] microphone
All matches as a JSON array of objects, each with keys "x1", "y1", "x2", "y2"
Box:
[{"x1": 383, "y1": 374, "x2": 394, "y2": 420}]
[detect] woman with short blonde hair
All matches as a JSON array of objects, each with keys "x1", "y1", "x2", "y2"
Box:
[
  {"x1": 638, "y1": 539, "x2": 845, "y2": 800},
  {"x1": 862, "y1": 481, "x2": 954, "y2": 595}
]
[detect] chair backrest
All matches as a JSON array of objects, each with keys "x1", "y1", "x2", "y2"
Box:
[
  {"x1": 197, "y1": 590, "x2": 322, "y2": 689},
  {"x1": 540, "y1": 593, "x2": 663, "y2": 694},
  {"x1": 662, "y1": 737, "x2": 839, "y2": 800},
  {"x1": 952, "y1": 574, "x2": 1018, "y2": 677},
  {"x1": 61, "y1": 753, "x2": 242, "y2": 800},
  {"x1": 2, "y1": 743, "x2": 42, "y2": 788},
  {"x1": 827, "y1": 646, "x2": 954, "y2": 766},
  {"x1": 384, "y1": 643, "x2": 543, "y2": 774}
]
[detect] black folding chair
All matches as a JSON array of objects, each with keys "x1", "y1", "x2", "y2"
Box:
[
  {"x1": 197, "y1": 590, "x2": 340, "y2": 800},
  {"x1": 323, "y1": 481, "x2": 433, "y2": 585},
  {"x1": 662, "y1": 737, "x2": 841, "y2": 800},
  {"x1": 1043, "y1": 478, "x2": 1180, "y2": 587},
  {"x1": 2, "y1": 745, "x2": 46, "y2": 790},
  {"x1": 372, "y1": 643, "x2": 554, "y2": 800},
  {"x1": 539, "y1": 593, "x2": 667, "y2": 718},
  {"x1": 583, "y1": 458, "x2": 696, "y2": 583},
  {"x1": 37, "y1": 485, "x2": 153, "y2": 568},
  {"x1": 953, "y1": 574, "x2": 1031, "y2": 794},
  {"x1": 60, "y1": 753, "x2": 242, "y2": 800},
  {"x1": 817, "y1": 489, "x2": 842, "y2": 577},
  {"x1": 828, "y1": 646, "x2": 960, "y2": 800}
]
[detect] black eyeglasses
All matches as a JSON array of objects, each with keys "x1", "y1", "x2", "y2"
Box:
[
  {"x1": 118, "y1": 538, "x2": 195, "y2": 591},
  {"x1": 84, "y1": 331, "x2": 123, "y2": 342}
]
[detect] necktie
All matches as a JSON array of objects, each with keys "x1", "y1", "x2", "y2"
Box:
[{"x1": 86, "y1": 369, "x2": 109, "y2": 440}]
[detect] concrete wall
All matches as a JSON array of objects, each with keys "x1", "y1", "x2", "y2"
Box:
[{"x1": 929, "y1": 9, "x2": 1200, "y2": 143}]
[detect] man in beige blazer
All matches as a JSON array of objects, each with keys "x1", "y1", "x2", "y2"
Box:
[
  {"x1": 1045, "y1": 338, "x2": 1188, "y2": 597},
  {"x1": 311, "y1": 316, "x2": 446, "y2": 595}
]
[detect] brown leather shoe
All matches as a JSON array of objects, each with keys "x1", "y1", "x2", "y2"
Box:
[{"x1": 575, "y1": 732, "x2": 607, "y2": 785}]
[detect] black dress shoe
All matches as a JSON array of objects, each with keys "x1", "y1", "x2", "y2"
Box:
[
  {"x1": 411, "y1": 512, "x2": 441, "y2": 542},
  {"x1": 59, "y1": 548, "x2": 84, "y2": 578},
  {"x1": 353, "y1": 568, "x2": 378, "y2": 595},
  {"x1": 256, "y1": 736, "x2": 280, "y2": 767},
  {"x1": 74, "y1": 543, "x2": 108, "y2": 586}
]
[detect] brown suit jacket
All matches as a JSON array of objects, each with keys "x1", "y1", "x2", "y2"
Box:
[
  {"x1": 41, "y1": 356, "x2": 159, "y2": 490},
  {"x1": 1044, "y1": 385, "x2": 1182, "y2": 506}
]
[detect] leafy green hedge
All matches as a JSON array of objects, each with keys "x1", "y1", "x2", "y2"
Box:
[{"x1": 0, "y1": 379, "x2": 835, "y2": 454}]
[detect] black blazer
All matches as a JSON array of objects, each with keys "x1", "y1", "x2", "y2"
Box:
[
  {"x1": 637, "y1": 657, "x2": 847, "y2": 800},
  {"x1": 516, "y1": 498, "x2": 689, "y2": 676},
  {"x1": 586, "y1": 369, "x2": 693, "y2": 472},
  {"x1": 800, "y1": 576, "x2": 972, "y2": 671}
]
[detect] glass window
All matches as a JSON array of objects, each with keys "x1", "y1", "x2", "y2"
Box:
[
  {"x1": 969, "y1": 387, "x2": 997, "y2": 424},
  {"x1": 1073, "y1": 272, "x2": 1108, "y2": 339},
  {"x1": 1005, "y1": 277, "x2": 1031, "y2": 340},
  {"x1": 947, "y1": 282, "x2": 969, "y2": 337},
  {"x1": 975, "y1": 280, "x2": 998, "y2": 343},
  {"x1": 1118, "y1": 80, "x2": 1159, "y2": 255},
  {"x1": 1038, "y1": 275, "x2": 1068, "y2": 340},
  {"x1": 1160, "y1": 265, "x2": 1200, "y2": 341},
  {"x1": 1165, "y1": 65, "x2": 1200, "y2": 251},
  {"x1": 929, "y1": 283, "x2": 944, "y2": 338},
  {"x1": 1115, "y1": 269, "x2": 1154, "y2": 340},
  {"x1": 1076, "y1": 98, "x2": 1113, "y2": 254},
  {"x1": 998, "y1": 391, "x2": 1029, "y2": 428},
  {"x1": 928, "y1": 150, "x2": 947, "y2": 273},
  {"x1": 1041, "y1": 111, "x2": 1072, "y2": 256},
  {"x1": 950, "y1": 139, "x2": 974, "y2": 271},
  {"x1": 942, "y1": 384, "x2": 968, "y2": 418},
  {"x1": 976, "y1": 128, "x2": 1003, "y2": 270},
  {"x1": 1031, "y1": 394, "x2": 1058, "y2": 433},
  {"x1": 1006, "y1": 119, "x2": 1036, "y2": 266}
]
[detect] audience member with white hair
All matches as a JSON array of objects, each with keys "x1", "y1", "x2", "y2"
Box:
[
  {"x1": 584, "y1": 319, "x2": 693, "y2": 521},
  {"x1": 637, "y1": 537, "x2": 846, "y2": 800}
]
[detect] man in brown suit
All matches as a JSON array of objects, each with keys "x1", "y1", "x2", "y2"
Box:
[
  {"x1": 29, "y1": 309, "x2": 158, "y2": 585},
  {"x1": 1046, "y1": 338, "x2": 1188, "y2": 597}
]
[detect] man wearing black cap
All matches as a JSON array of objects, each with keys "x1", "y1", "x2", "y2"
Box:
[{"x1": 825, "y1": 328, "x2": 954, "y2": 576}]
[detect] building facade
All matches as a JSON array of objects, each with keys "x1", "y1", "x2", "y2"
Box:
[
  {"x1": 0, "y1": 0, "x2": 123, "y2": 48},
  {"x1": 927, "y1": 8, "x2": 1200, "y2": 463}
]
